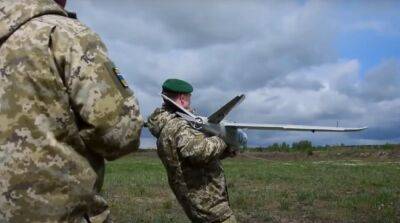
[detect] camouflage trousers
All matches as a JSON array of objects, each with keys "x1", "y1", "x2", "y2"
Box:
[
  {"x1": 79, "y1": 209, "x2": 112, "y2": 223},
  {"x1": 220, "y1": 215, "x2": 237, "y2": 223}
]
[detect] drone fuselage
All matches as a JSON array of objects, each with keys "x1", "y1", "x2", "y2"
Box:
[{"x1": 190, "y1": 116, "x2": 248, "y2": 149}]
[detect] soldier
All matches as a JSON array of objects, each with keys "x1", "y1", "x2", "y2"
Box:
[
  {"x1": 147, "y1": 79, "x2": 237, "y2": 223},
  {"x1": 0, "y1": 0, "x2": 143, "y2": 222}
]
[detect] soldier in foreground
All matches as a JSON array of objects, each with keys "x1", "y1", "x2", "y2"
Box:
[
  {"x1": 0, "y1": 0, "x2": 143, "y2": 222},
  {"x1": 147, "y1": 79, "x2": 237, "y2": 223}
]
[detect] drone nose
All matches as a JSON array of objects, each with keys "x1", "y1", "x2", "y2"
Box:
[{"x1": 236, "y1": 129, "x2": 248, "y2": 147}]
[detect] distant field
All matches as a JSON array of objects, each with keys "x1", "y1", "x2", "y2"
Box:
[{"x1": 103, "y1": 148, "x2": 400, "y2": 222}]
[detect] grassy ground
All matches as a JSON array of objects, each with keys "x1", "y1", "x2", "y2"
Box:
[{"x1": 103, "y1": 149, "x2": 400, "y2": 222}]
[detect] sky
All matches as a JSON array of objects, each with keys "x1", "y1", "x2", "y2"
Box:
[{"x1": 67, "y1": 0, "x2": 400, "y2": 148}]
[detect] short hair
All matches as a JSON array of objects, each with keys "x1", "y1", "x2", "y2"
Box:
[
  {"x1": 162, "y1": 90, "x2": 190, "y2": 111},
  {"x1": 162, "y1": 90, "x2": 181, "y2": 100}
]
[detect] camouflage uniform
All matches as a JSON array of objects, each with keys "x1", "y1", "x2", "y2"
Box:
[
  {"x1": 0, "y1": 0, "x2": 143, "y2": 222},
  {"x1": 147, "y1": 108, "x2": 236, "y2": 223}
]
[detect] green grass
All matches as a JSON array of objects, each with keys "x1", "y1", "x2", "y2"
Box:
[{"x1": 102, "y1": 152, "x2": 400, "y2": 222}]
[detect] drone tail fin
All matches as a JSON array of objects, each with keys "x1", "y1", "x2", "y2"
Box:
[{"x1": 208, "y1": 94, "x2": 245, "y2": 124}]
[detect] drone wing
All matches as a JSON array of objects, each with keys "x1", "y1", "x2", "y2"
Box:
[
  {"x1": 208, "y1": 94, "x2": 246, "y2": 124},
  {"x1": 224, "y1": 122, "x2": 367, "y2": 132}
]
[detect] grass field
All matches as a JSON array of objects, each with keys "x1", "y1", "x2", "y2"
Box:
[{"x1": 102, "y1": 148, "x2": 400, "y2": 222}]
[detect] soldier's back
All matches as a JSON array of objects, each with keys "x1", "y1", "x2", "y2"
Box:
[
  {"x1": 147, "y1": 108, "x2": 233, "y2": 222},
  {"x1": 1, "y1": 1, "x2": 105, "y2": 222}
]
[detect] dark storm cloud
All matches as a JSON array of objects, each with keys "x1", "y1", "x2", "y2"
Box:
[
  {"x1": 67, "y1": 0, "x2": 400, "y2": 147},
  {"x1": 70, "y1": 0, "x2": 337, "y2": 91},
  {"x1": 359, "y1": 125, "x2": 400, "y2": 141},
  {"x1": 360, "y1": 60, "x2": 400, "y2": 102}
]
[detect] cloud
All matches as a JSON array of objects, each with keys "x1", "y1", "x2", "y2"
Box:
[
  {"x1": 337, "y1": 1, "x2": 400, "y2": 36},
  {"x1": 67, "y1": 0, "x2": 400, "y2": 147},
  {"x1": 359, "y1": 59, "x2": 400, "y2": 102}
]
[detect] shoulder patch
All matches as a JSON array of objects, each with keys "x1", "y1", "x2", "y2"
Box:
[
  {"x1": 113, "y1": 67, "x2": 129, "y2": 88},
  {"x1": 104, "y1": 61, "x2": 132, "y2": 98}
]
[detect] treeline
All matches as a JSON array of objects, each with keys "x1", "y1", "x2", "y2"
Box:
[
  {"x1": 246, "y1": 141, "x2": 398, "y2": 155},
  {"x1": 248, "y1": 140, "x2": 314, "y2": 155}
]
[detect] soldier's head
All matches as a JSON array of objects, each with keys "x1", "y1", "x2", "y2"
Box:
[
  {"x1": 54, "y1": 0, "x2": 67, "y2": 8},
  {"x1": 162, "y1": 78, "x2": 193, "y2": 110}
]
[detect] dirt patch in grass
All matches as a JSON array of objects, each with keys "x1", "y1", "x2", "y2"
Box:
[{"x1": 238, "y1": 147, "x2": 400, "y2": 161}]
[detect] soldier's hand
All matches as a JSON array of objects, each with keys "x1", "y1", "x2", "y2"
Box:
[
  {"x1": 229, "y1": 149, "x2": 238, "y2": 157},
  {"x1": 220, "y1": 145, "x2": 238, "y2": 159}
]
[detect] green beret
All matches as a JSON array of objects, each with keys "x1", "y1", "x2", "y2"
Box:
[{"x1": 162, "y1": 78, "x2": 193, "y2": 93}]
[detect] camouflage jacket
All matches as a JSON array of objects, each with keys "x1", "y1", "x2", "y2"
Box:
[
  {"x1": 0, "y1": 0, "x2": 143, "y2": 222},
  {"x1": 147, "y1": 108, "x2": 233, "y2": 223}
]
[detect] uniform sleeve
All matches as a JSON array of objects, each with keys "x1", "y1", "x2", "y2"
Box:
[
  {"x1": 174, "y1": 120, "x2": 227, "y2": 164},
  {"x1": 50, "y1": 24, "x2": 143, "y2": 160}
]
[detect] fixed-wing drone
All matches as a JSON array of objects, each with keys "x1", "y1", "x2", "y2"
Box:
[{"x1": 161, "y1": 94, "x2": 367, "y2": 148}]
